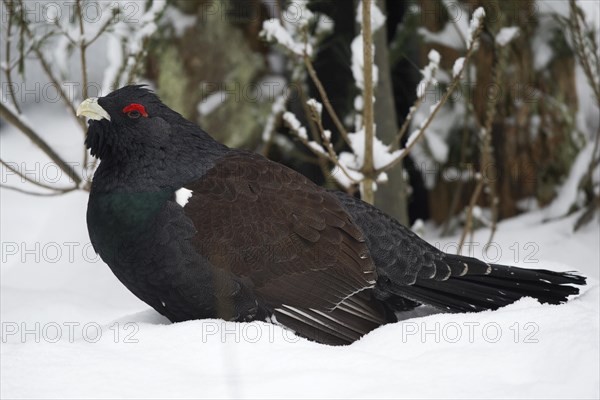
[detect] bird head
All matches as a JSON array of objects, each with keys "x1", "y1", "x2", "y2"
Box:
[{"x1": 77, "y1": 85, "x2": 186, "y2": 160}]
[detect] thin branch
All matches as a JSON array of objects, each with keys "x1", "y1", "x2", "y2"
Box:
[
  {"x1": 86, "y1": 8, "x2": 117, "y2": 47},
  {"x1": 0, "y1": 183, "x2": 77, "y2": 196},
  {"x1": 442, "y1": 60, "x2": 474, "y2": 236},
  {"x1": 376, "y1": 22, "x2": 485, "y2": 174},
  {"x1": 463, "y1": 37, "x2": 507, "y2": 250},
  {"x1": 0, "y1": 158, "x2": 76, "y2": 191},
  {"x1": 306, "y1": 103, "x2": 359, "y2": 184},
  {"x1": 457, "y1": 175, "x2": 484, "y2": 253},
  {"x1": 569, "y1": 0, "x2": 600, "y2": 105},
  {"x1": 481, "y1": 71, "x2": 505, "y2": 249},
  {"x1": 391, "y1": 101, "x2": 422, "y2": 150},
  {"x1": 1, "y1": 32, "x2": 50, "y2": 72},
  {"x1": 297, "y1": 84, "x2": 332, "y2": 181},
  {"x1": 568, "y1": 0, "x2": 600, "y2": 216},
  {"x1": 284, "y1": 106, "x2": 358, "y2": 185},
  {"x1": 14, "y1": 0, "x2": 86, "y2": 132},
  {"x1": 76, "y1": 0, "x2": 90, "y2": 167},
  {"x1": 285, "y1": 117, "x2": 330, "y2": 161},
  {"x1": 125, "y1": 38, "x2": 150, "y2": 84},
  {"x1": 76, "y1": 0, "x2": 89, "y2": 101},
  {"x1": 3, "y1": 3, "x2": 22, "y2": 114},
  {"x1": 0, "y1": 102, "x2": 82, "y2": 185},
  {"x1": 303, "y1": 54, "x2": 352, "y2": 147},
  {"x1": 52, "y1": 20, "x2": 78, "y2": 46}
]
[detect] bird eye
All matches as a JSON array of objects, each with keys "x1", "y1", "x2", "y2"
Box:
[
  {"x1": 127, "y1": 110, "x2": 141, "y2": 119},
  {"x1": 122, "y1": 103, "x2": 148, "y2": 119}
]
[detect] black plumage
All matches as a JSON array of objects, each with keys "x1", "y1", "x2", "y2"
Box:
[{"x1": 80, "y1": 86, "x2": 586, "y2": 345}]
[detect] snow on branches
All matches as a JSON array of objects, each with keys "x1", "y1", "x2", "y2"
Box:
[
  {"x1": 466, "y1": 7, "x2": 486, "y2": 49},
  {"x1": 496, "y1": 27, "x2": 520, "y2": 47},
  {"x1": 261, "y1": 3, "x2": 487, "y2": 202}
]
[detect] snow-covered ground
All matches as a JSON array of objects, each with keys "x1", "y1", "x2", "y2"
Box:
[{"x1": 1, "y1": 105, "x2": 599, "y2": 399}]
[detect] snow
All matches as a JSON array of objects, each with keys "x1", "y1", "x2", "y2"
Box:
[
  {"x1": 197, "y1": 91, "x2": 227, "y2": 117},
  {"x1": 532, "y1": 32, "x2": 554, "y2": 71},
  {"x1": 102, "y1": 35, "x2": 124, "y2": 95},
  {"x1": 162, "y1": 6, "x2": 197, "y2": 37},
  {"x1": 350, "y1": 35, "x2": 379, "y2": 91},
  {"x1": 452, "y1": 57, "x2": 465, "y2": 78},
  {"x1": 306, "y1": 98, "x2": 323, "y2": 116},
  {"x1": 282, "y1": 111, "x2": 308, "y2": 140},
  {"x1": 330, "y1": 162, "x2": 363, "y2": 188},
  {"x1": 577, "y1": 0, "x2": 600, "y2": 27},
  {"x1": 354, "y1": 95, "x2": 364, "y2": 112},
  {"x1": 283, "y1": 0, "x2": 314, "y2": 28},
  {"x1": 260, "y1": 0, "x2": 324, "y2": 59},
  {"x1": 496, "y1": 27, "x2": 520, "y2": 47},
  {"x1": 427, "y1": 49, "x2": 441, "y2": 65},
  {"x1": 315, "y1": 14, "x2": 335, "y2": 36},
  {"x1": 355, "y1": 0, "x2": 386, "y2": 32},
  {"x1": 466, "y1": 7, "x2": 485, "y2": 49},
  {"x1": 544, "y1": 141, "x2": 597, "y2": 219},
  {"x1": 406, "y1": 129, "x2": 421, "y2": 148},
  {"x1": 408, "y1": 77, "x2": 467, "y2": 188},
  {"x1": 338, "y1": 127, "x2": 403, "y2": 172},
  {"x1": 95, "y1": 0, "x2": 166, "y2": 93},
  {"x1": 261, "y1": 19, "x2": 312, "y2": 57},
  {"x1": 416, "y1": 50, "x2": 440, "y2": 97},
  {"x1": 132, "y1": 1, "x2": 166, "y2": 52},
  {"x1": 423, "y1": 127, "x2": 449, "y2": 163},
  {"x1": 2, "y1": 193, "x2": 598, "y2": 398},
  {"x1": 262, "y1": 94, "x2": 287, "y2": 142},
  {"x1": 411, "y1": 219, "x2": 425, "y2": 236},
  {"x1": 418, "y1": 0, "x2": 470, "y2": 50},
  {"x1": 350, "y1": 1, "x2": 386, "y2": 92}
]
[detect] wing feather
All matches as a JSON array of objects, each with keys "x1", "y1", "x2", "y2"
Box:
[{"x1": 182, "y1": 152, "x2": 378, "y2": 315}]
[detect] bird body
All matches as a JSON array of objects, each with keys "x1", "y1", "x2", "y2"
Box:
[{"x1": 79, "y1": 86, "x2": 585, "y2": 345}]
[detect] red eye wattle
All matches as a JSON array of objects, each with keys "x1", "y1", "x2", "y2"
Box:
[{"x1": 122, "y1": 103, "x2": 148, "y2": 118}]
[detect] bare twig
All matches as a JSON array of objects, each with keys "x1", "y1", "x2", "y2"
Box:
[
  {"x1": 76, "y1": 0, "x2": 88, "y2": 101},
  {"x1": 3, "y1": 2, "x2": 22, "y2": 114},
  {"x1": 0, "y1": 103, "x2": 82, "y2": 186},
  {"x1": 75, "y1": 0, "x2": 91, "y2": 168},
  {"x1": 303, "y1": 54, "x2": 352, "y2": 147},
  {"x1": 0, "y1": 158, "x2": 75, "y2": 192},
  {"x1": 457, "y1": 175, "x2": 484, "y2": 253},
  {"x1": 298, "y1": 86, "x2": 332, "y2": 181},
  {"x1": 125, "y1": 38, "x2": 151, "y2": 84},
  {"x1": 86, "y1": 8, "x2": 117, "y2": 47},
  {"x1": 376, "y1": 22, "x2": 484, "y2": 174},
  {"x1": 461, "y1": 30, "x2": 509, "y2": 252},
  {"x1": 569, "y1": 0, "x2": 600, "y2": 105},
  {"x1": 442, "y1": 60, "x2": 474, "y2": 236},
  {"x1": 568, "y1": 0, "x2": 600, "y2": 228},
  {"x1": 0, "y1": 183, "x2": 77, "y2": 197},
  {"x1": 14, "y1": 0, "x2": 86, "y2": 132},
  {"x1": 391, "y1": 101, "x2": 422, "y2": 151},
  {"x1": 306, "y1": 103, "x2": 358, "y2": 184},
  {"x1": 52, "y1": 20, "x2": 77, "y2": 46}
]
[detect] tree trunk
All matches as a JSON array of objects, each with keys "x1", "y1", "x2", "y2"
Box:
[{"x1": 372, "y1": 0, "x2": 409, "y2": 225}]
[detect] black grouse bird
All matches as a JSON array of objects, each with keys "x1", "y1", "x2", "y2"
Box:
[{"x1": 78, "y1": 85, "x2": 585, "y2": 345}]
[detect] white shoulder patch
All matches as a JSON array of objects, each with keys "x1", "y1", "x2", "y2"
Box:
[{"x1": 175, "y1": 188, "x2": 193, "y2": 207}]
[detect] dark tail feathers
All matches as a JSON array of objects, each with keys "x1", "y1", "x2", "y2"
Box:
[{"x1": 393, "y1": 258, "x2": 586, "y2": 313}]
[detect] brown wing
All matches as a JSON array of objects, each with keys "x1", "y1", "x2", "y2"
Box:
[{"x1": 183, "y1": 152, "x2": 377, "y2": 315}]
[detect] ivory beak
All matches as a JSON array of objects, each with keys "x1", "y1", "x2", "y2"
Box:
[{"x1": 76, "y1": 98, "x2": 111, "y2": 121}]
